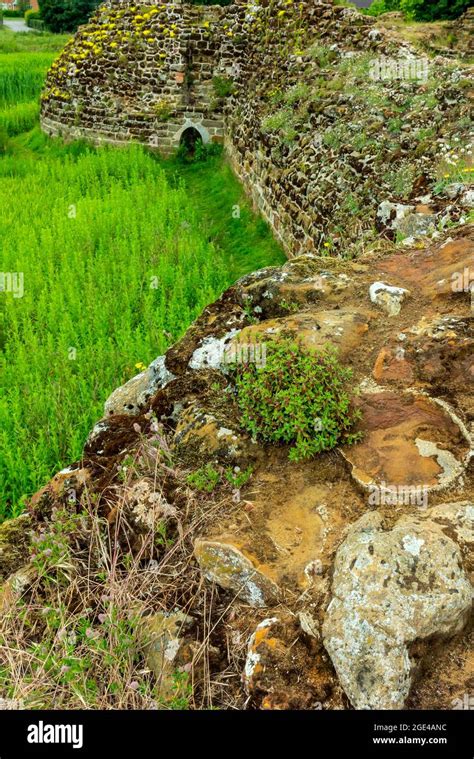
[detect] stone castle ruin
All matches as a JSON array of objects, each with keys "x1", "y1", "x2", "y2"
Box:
[
  {"x1": 40, "y1": 0, "x2": 395, "y2": 256},
  {"x1": 41, "y1": 0, "x2": 473, "y2": 256},
  {"x1": 43, "y1": 1, "x2": 237, "y2": 154}
]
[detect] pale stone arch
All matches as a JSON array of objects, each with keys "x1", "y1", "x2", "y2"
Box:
[{"x1": 173, "y1": 119, "x2": 210, "y2": 148}]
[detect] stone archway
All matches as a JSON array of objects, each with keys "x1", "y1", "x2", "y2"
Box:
[
  {"x1": 173, "y1": 119, "x2": 210, "y2": 149},
  {"x1": 180, "y1": 126, "x2": 203, "y2": 155}
]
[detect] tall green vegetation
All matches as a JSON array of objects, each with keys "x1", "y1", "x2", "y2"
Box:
[{"x1": 0, "y1": 27, "x2": 285, "y2": 519}]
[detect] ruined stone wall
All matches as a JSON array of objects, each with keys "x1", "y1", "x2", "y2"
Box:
[
  {"x1": 41, "y1": 0, "x2": 240, "y2": 153},
  {"x1": 41, "y1": 0, "x2": 473, "y2": 257}
]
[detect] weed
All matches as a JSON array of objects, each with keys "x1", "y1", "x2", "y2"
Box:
[
  {"x1": 212, "y1": 75, "x2": 235, "y2": 99},
  {"x1": 186, "y1": 464, "x2": 221, "y2": 493},
  {"x1": 233, "y1": 339, "x2": 362, "y2": 462}
]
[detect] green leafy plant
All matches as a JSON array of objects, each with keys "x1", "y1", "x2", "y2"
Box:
[
  {"x1": 224, "y1": 465, "x2": 253, "y2": 489},
  {"x1": 261, "y1": 108, "x2": 290, "y2": 134},
  {"x1": 153, "y1": 98, "x2": 172, "y2": 122},
  {"x1": 233, "y1": 339, "x2": 362, "y2": 462},
  {"x1": 186, "y1": 464, "x2": 221, "y2": 492},
  {"x1": 365, "y1": 0, "x2": 470, "y2": 20},
  {"x1": 212, "y1": 76, "x2": 235, "y2": 99}
]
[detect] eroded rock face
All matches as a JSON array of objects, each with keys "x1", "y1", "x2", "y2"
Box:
[
  {"x1": 323, "y1": 512, "x2": 472, "y2": 710},
  {"x1": 341, "y1": 391, "x2": 470, "y2": 492},
  {"x1": 375, "y1": 236, "x2": 474, "y2": 301},
  {"x1": 194, "y1": 539, "x2": 279, "y2": 607},
  {"x1": 234, "y1": 308, "x2": 372, "y2": 358},
  {"x1": 173, "y1": 402, "x2": 254, "y2": 465},
  {"x1": 0, "y1": 516, "x2": 32, "y2": 581}
]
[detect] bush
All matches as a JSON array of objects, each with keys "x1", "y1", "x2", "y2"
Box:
[
  {"x1": 24, "y1": 9, "x2": 44, "y2": 28},
  {"x1": 24, "y1": 9, "x2": 41, "y2": 22},
  {"x1": 38, "y1": 0, "x2": 100, "y2": 33},
  {"x1": 212, "y1": 76, "x2": 235, "y2": 99},
  {"x1": 1, "y1": 9, "x2": 23, "y2": 17},
  {"x1": 366, "y1": 0, "x2": 471, "y2": 19},
  {"x1": 400, "y1": 0, "x2": 472, "y2": 20},
  {"x1": 233, "y1": 339, "x2": 362, "y2": 462}
]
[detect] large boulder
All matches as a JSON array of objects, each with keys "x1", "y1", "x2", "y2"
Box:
[
  {"x1": 323, "y1": 511, "x2": 472, "y2": 710},
  {"x1": 104, "y1": 356, "x2": 174, "y2": 417}
]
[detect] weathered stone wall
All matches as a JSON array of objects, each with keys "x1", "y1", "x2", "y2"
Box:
[
  {"x1": 41, "y1": 0, "x2": 238, "y2": 153},
  {"x1": 41, "y1": 0, "x2": 473, "y2": 257}
]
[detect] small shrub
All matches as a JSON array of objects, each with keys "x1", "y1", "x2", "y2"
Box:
[
  {"x1": 233, "y1": 339, "x2": 362, "y2": 462},
  {"x1": 24, "y1": 9, "x2": 42, "y2": 22},
  {"x1": 175, "y1": 139, "x2": 222, "y2": 164},
  {"x1": 383, "y1": 164, "x2": 415, "y2": 197},
  {"x1": 212, "y1": 76, "x2": 235, "y2": 99},
  {"x1": 224, "y1": 466, "x2": 253, "y2": 489},
  {"x1": 153, "y1": 98, "x2": 172, "y2": 122},
  {"x1": 283, "y1": 83, "x2": 310, "y2": 105},
  {"x1": 308, "y1": 43, "x2": 336, "y2": 68},
  {"x1": 186, "y1": 464, "x2": 220, "y2": 492},
  {"x1": 261, "y1": 108, "x2": 290, "y2": 134}
]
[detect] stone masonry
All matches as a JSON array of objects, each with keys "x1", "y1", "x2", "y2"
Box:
[{"x1": 41, "y1": 0, "x2": 473, "y2": 257}]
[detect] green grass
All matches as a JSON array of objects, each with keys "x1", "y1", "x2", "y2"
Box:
[
  {"x1": 0, "y1": 27, "x2": 71, "y2": 54},
  {"x1": 0, "y1": 29, "x2": 285, "y2": 519},
  {"x1": 0, "y1": 101, "x2": 39, "y2": 136},
  {"x1": 165, "y1": 156, "x2": 285, "y2": 281}
]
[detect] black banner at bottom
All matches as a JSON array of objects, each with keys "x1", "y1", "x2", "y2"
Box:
[{"x1": 0, "y1": 709, "x2": 471, "y2": 757}]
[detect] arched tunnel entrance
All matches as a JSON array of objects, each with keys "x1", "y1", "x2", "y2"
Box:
[{"x1": 180, "y1": 126, "x2": 203, "y2": 157}]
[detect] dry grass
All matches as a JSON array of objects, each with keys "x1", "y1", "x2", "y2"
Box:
[{"x1": 0, "y1": 427, "x2": 248, "y2": 710}]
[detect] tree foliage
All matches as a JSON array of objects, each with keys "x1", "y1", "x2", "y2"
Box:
[
  {"x1": 366, "y1": 0, "x2": 472, "y2": 20},
  {"x1": 38, "y1": 0, "x2": 100, "y2": 33}
]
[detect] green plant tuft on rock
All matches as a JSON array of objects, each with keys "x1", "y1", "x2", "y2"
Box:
[
  {"x1": 233, "y1": 339, "x2": 362, "y2": 462},
  {"x1": 186, "y1": 464, "x2": 220, "y2": 492},
  {"x1": 212, "y1": 75, "x2": 235, "y2": 99}
]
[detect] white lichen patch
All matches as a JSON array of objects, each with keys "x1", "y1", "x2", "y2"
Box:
[
  {"x1": 188, "y1": 329, "x2": 241, "y2": 370},
  {"x1": 402, "y1": 534, "x2": 425, "y2": 557},
  {"x1": 369, "y1": 281, "x2": 409, "y2": 317},
  {"x1": 415, "y1": 438, "x2": 465, "y2": 488}
]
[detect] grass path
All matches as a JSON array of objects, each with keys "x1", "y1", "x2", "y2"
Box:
[{"x1": 164, "y1": 156, "x2": 285, "y2": 281}]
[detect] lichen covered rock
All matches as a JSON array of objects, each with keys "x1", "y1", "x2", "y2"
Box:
[
  {"x1": 194, "y1": 539, "x2": 279, "y2": 607},
  {"x1": 323, "y1": 512, "x2": 472, "y2": 710}
]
